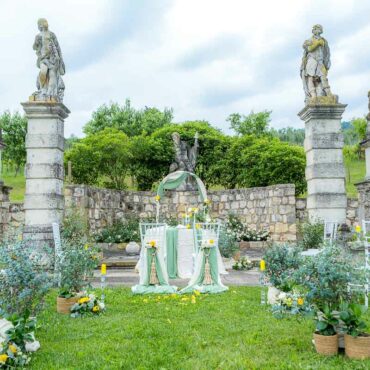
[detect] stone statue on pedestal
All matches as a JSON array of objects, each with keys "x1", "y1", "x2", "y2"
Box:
[
  {"x1": 30, "y1": 18, "x2": 65, "y2": 103},
  {"x1": 300, "y1": 24, "x2": 337, "y2": 105},
  {"x1": 169, "y1": 132, "x2": 199, "y2": 190}
]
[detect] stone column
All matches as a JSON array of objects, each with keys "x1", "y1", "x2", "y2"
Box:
[
  {"x1": 0, "y1": 181, "x2": 11, "y2": 238},
  {"x1": 299, "y1": 104, "x2": 347, "y2": 223},
  {"x1": 21, "y1": 102, "x2": 70, "y2": 246}
]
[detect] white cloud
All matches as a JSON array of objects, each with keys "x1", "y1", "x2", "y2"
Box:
[{"x1": 0, "y1": 0, "x2": 369, "y2": 137}]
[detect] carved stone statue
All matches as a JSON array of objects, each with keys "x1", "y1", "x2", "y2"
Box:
[
  {"x1": 30, "y1": 18, "x2": 65, "y2": 103},
  {"x1": 169, "y1": 132, "x2": 199, "y2": 190},
  {"x1": 300, "y1": 25, "x2": 336, "y2": 104}
]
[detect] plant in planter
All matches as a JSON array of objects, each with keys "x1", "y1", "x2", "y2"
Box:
[
  {"x1": 295, "y1": 244, "x2": 361, "y2": 350},
  {"x1": 263, "y1": 244, "x2": 303, "y2": 304},
  {"x1": 339, "y1": 302, "x2": 370, "y2": 359},
  {"x1": 313, "y1": 305, "x2": 339, "y2": 356},
  {"x1": 56, "y1": 241, "x2": 100, "y2": 314}
]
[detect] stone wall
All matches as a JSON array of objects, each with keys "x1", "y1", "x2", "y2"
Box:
[
  {"x1": 65, "y1": 184, "x2": 297, "y2": 241},
  {"x1": 295, "y1": 197, "x2": 359, "y2": 226}
]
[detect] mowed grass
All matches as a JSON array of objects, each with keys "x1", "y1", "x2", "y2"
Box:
[
  {"x1": 30, "y1": 287, "x2": 370, "y2": 370},
  {"x1": 346, "y1": 159, "x2": 365, "y2": 197},
  {"x1": 1, "y1": 168, "x2": 25, "y2": 202},
  {"x1": 0, "y1": 158, "x2": 367, "y2": 202}
]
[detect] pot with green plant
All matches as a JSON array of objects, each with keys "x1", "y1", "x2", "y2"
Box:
[
  {"x1": 313, "y1": 305, "x2": 339, "y2": 355},
  {"x1": 295, "y1": 244, "x2": 360, "y2": 349},
  {"x1": 263, "y1": 244, "x2": 302, "y2": 304},
  {"x1": 56, "y1": 242, "x2": 99, "y2": 314},
  {"x1": 339, "y1": 302, "x2": 370, "y2": 359}
]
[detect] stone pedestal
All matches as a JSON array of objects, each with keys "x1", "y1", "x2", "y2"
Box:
[
  {"x1": 298, "y1": 104, "x2": 347, "y2": 223},
  {"x1": 21, "y1": 102, "x2": 70, "y2": 246}
]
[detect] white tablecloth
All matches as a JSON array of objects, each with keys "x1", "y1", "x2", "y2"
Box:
[{"x1": 177, "y1": 228, "x2": 195, "y2": 279}]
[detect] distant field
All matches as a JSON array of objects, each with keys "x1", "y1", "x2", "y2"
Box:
[{"x1": 1, "y1": 159, "x2": 367, "y2": 203}]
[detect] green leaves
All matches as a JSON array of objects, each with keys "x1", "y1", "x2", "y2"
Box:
[{"x1": 339, "y1": 302, "x2": 368, "y2": 337}]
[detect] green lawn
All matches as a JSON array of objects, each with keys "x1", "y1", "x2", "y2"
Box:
[
  {"x1": 1, "y1": 168, "x2": 25, "y2": 202},
  {"x1": 346, "y1": 159, "x2": 365, "y2": 197},
  {"x1": 29, "y1": 287, "x2": 370, "y2": 370}
]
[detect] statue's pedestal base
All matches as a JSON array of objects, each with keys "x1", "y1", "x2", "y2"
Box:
[
  {"x1": 299, "y1": 104, "x2": 347, "y2": 223},
  {"x1": 21, "y1": 102, "x2": 69, "y2": 246}
]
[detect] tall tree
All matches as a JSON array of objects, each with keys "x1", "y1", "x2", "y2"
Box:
[
  {"x1": 83, "y1": 99, "x2": 173, "y2": 137},
  {"x1": 0, "y1": 111, "x2": 27, "y2": 175},
  {"x1": 227, "y1": 110, "x2": 272, "y2": 137}
]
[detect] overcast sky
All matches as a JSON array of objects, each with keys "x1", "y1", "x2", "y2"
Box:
[{"x1": 0, "y1": 0, "x2": 369, "y2": 137}]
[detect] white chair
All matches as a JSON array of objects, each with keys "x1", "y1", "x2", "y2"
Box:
[
  {"x1": 324, "y1": 221, "x2": 338, "y2": 245},
  {"x1": 348, "y1": 220, "x2": 370, "y2": 308},
  {"x1": 137, "y1": 223, "x2": 167, "y2": 279},
  {"x1": 194, "y1": 222, "x2": 227, "y2": 275}
]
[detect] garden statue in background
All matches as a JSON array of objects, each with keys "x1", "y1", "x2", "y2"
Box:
[
  {"x1": 300, "y1": 24, "x2": 337, "y2": 104},
  {"x1": 169, "y1": 132, "x2": 199, "y2": 190},
  {"x1": 30, "y1": 18, "x2": 65, "y2": 103}
]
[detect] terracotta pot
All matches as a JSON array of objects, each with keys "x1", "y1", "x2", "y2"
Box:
[
  {"x1": 57, "y1": 296, "x2": 79, "y2": 314},
  {"x1": 344, "y1": 333, "x2": 370, "y2": 359},
  {"x1": 313, "y1": 333, "x2": 338, "y2": 356}
]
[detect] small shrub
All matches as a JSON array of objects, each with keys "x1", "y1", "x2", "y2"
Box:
[
  {"x1": 218, "y1": 226, "x2": 239, "y2": 258},
  {"x1": 57, "y1": 242, "x2": 100, "y2": 297},
  {"x1": 263, "y1": 244, "x2": 302, "y2": 292},
  {"x1": 232, "y1": 257, "x2": 253, "y2": 271},
  {"x1": 295, "y1": 245, "x2": 359, "y2": 310},
  {"x1": 0, "y1": 241, "x2": 52, "y2": 316},
  {"x1": 93, "y1": 217, "x2": 140, "y2": 243},
  {"x1": 62, "y1": 208, "x2": 89, "y2": 245},
  {"x1": 298, "y1": 219, "x2": 324, "y2": 250}
]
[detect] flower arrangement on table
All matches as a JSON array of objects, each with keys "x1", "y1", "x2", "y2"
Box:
[{"x1": 70, "y1": 293, "x2": 106, "y2": 318}]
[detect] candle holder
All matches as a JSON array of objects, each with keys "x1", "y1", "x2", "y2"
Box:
[{"x1": 101, "y1": 263, "x2": 107, "y2": 304}]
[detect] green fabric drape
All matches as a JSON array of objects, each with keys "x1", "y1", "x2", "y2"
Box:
[
  {"x1": 166, "y1": 227, "x2": 178, "y2": 279},
  {"x1": 156, "y1": 171, "x2": 207, "y2": 202},
  {"x1": 180, "y1": 247, "x2": 228, "y2": 294},
  {"x1": 132, "y1": 247, "x2": 177, "y2": 295}
]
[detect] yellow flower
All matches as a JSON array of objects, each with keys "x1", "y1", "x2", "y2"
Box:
[
  {"x1": 149, "y1": 240, "x2": 156, "y2": 248},
  {"x1": 209, "y1": 239, "x2": 214, "y2": 245},
  {"x1": 194, "y1": 290, "x2": 201, "y2": 296},
  {"x1": 181, "y1": 297, "x2": 189, "y2": 302},
  {"x1": 191, "y1": 295, "x2": 196, "y2": 304},
  {"x1": 181, "y1": 214, "x2": 186, "y2": 218},
  {"x1": 155, "y1": 195, "x2": 161, "y2": 202},
  {"x1": 84, "y1": 243, "x2": 89, "y2": 250},
  {"x1": 355, "y1": 225, "x2": 361, "y2": 233},
  {"x1": 204, "y1": 199, "x2": 211, "y2": 205},
  {"x1": 285, "y1": 298, "x2": 293, "y2": 307},
  {"x1": 92, "y1": 305, "x2": 99, "y2": 312},
  {"x1": 78, "y1": 297, "x2": 90, "y2": 304},
  {"x1": 195, "y1": 223, "x2": 201, "y2": 230},
  {"x1": 297, "y1": 297, "x2": 304, "y2": 306},
  {"x1": 0, "y1": 354, "x2": 8, "y2": 363},
  {"x1": 8, "y1": 344, "x2": 17, "y2": 354},
  {"x1": 186, "y1": 224, "x2": 191, "y2": 229}
]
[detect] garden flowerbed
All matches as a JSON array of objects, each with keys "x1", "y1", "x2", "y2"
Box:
[{"x1": 29, "y1": 287, "x2": 370, "y2": 369}]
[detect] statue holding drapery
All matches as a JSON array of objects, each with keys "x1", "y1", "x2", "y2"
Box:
[{"x1": 30, "y1": 18, "x2": 65, "y2": 103}]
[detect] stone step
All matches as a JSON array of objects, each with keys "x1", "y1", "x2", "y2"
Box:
[{"x1": 99, "y1": 255, "x2": 139, "y2": 269}]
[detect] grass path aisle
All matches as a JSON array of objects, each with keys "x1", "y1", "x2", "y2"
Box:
[{"x1": 30, "y1": 287, "x2": 370, "y2": 369}]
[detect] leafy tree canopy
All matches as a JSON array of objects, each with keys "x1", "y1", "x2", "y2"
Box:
[
  {"x1": 227, "y1": 110, "x2": 272, "y2": 137},
  {"x1": 0, "y1": 111, "x2": 27, "y2": 175},
  {"x1": 83, "y1": 99, "x2": 173, "y2": 137}
]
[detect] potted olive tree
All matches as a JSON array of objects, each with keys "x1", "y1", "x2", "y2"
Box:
[
  {"x1": 295, "y1": 245, "x2": 358, "y2": 352},
  {"x1": 56, "y1": 242, "x2": 99, "y2": 314},
  {"x1": 340, "y1": 303, "x2": 370, "y2": 359},
  {"x1": 263, "y1": 244, "x2": 302, "y2": 304}
]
